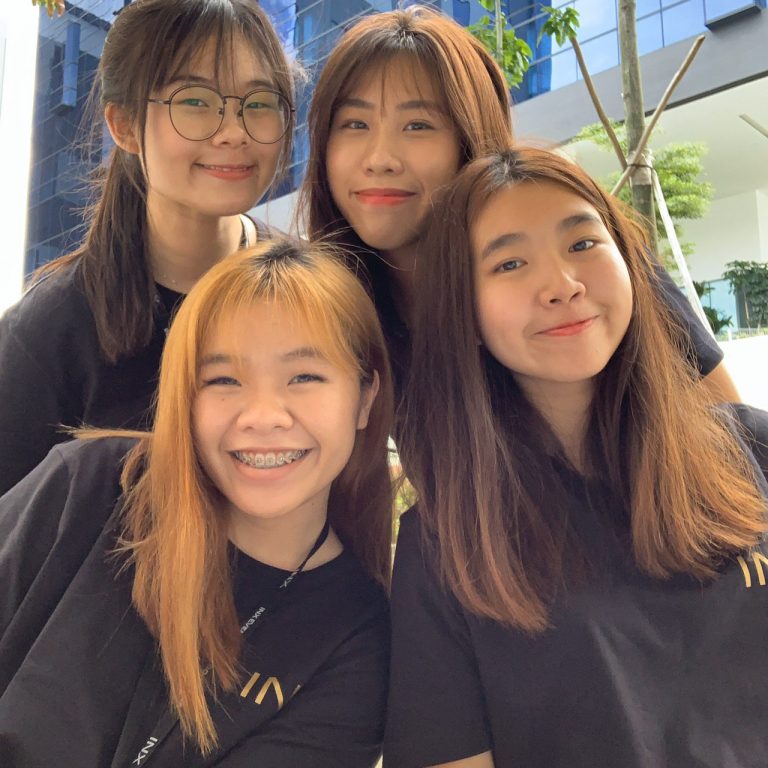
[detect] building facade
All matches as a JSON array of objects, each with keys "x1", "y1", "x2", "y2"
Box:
[{"x1": 24, "y1": 0, "x2": 768, "y2": 326}]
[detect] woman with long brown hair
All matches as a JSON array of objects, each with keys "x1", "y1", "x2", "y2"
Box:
[
  {"x1": 0, "y1": 0, "x2": 295, "y2": 495},
  {"x1": 0, "y1": 240, "x2": 393, "y2": 767},
  {"x1": 385, "y1": 148, "x2": 768, "y2": 768},
  {"x1": 301, "y1": 5, "x2": 737, "y2": 404}
]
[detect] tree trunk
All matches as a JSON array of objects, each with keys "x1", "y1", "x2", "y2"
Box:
[{"x1": 618, "y1": 0, "x2": 658, "y2": 252}]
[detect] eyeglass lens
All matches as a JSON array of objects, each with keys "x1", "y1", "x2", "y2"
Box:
[{"x1": 168, "y1": 86, "x2": 289, "y2": 144}]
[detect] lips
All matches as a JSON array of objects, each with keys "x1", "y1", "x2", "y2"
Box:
[
  {"x1": 196, "y1": 163, "x2": 255, "y2": 181},
  {"x1": 354, "y1": 188, "x2": 416, "y2": 206},
  {"x1": 538, "y1": 316, "x2": 597, "y2": 337}
]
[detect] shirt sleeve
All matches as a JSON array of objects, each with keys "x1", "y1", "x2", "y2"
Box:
[
  {"x1": 0, "y1": 308, "x2": 76, "y2": 496},
  {"x1": 384, "y1": 510, "x2": 491, "y2": 768},
  {"x1": 216, "y1": 615, "x2": 389, "y2": 768},
  {"x1": 651, "y1": 261, "x2": 723, "y2": 377},
  {"x1": 0, "y1": 440, "x2": 124, "y2": 696}
]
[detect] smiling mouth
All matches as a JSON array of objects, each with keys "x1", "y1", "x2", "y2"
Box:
[
  {"x1": 232, "y1": 449, "x2": 309, "y2": 469},
  {"x1": 539, "y1": 317, "x2": 597, "y2": 337},
  {"x1": 354, "y1": 189, "x2": 416, "y2": 206}
]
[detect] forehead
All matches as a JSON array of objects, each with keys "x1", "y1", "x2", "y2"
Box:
[
  {"x1": 471, "y1": 180, "x2": 608, "y2": 247},
  {"x1": 342, "y1": 55, "x2": 444, "y2": 107},
  {"x1": 170, "y1": 33, "x2": 271, "y2": 88},
  {"x1": 200, "y1": 300, "x2": 357, "y2": 370}
]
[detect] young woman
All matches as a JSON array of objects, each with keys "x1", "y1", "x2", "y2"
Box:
[
  {"x1": 385, "y1": 149, "x2": 768, "y2": 768},
  {"x1": 0, "y1": 240, "x2": 393, "y2": 767},
  {"x1": 301, "y1": 6, "x2": 737, "y2": 404},
  {"x1": 0, "y1": 0, "x2": 294, "y2": 495}
]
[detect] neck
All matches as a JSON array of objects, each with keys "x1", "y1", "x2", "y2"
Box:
[
  {"x1": 516, "y1": 378, "x2": 594, "y2": 472},
  {"x1": 146, "y1": 193, "x2": 244, "y2": 294},
  {"x1": 381, "y1": 244, "x2": 417, "y2": 327},
  {"x1": 227, "y1": 503, "x2": 343, "y2": 572}
]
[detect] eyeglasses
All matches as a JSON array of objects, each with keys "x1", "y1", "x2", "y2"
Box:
[{"x1": 146, "y1": 85, "x2": 293, "y2": 144}]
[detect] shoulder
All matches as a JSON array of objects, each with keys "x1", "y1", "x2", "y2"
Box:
[
  {"x1": 1, "y1": 265, "x2": 93, "y2": 342},
  {"x1": 39, "y1": 436, "x2": 139, "y2": 502}
]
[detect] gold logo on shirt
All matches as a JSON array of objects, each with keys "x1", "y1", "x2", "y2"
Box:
[
  {"x1": 736, "y1": 552, "x2": 768, "y2": 588},
  {"x1": 239, "y1": 671, "x2": 301, "y2": 709}
]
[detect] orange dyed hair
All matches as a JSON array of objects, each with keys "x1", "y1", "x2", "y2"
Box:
[{"x1": 110, "y1": 240, "x2": 393, "y2": 752}]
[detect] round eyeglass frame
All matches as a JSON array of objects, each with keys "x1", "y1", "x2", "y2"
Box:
[{"x1": 146, "y1": 84, "x2": 294, "y2": 145}]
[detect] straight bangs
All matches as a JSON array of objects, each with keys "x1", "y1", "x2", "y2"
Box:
[{"x1": 192, "y1": 248, "x2": 373, "y2": 385}]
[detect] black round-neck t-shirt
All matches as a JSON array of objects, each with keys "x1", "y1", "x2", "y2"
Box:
[{"x1": 385, "y1": 404, "x2": 768, "y2": 768}]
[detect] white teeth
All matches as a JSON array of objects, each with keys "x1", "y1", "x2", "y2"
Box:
[{"x1": 234, "y1": 449, "x2": 307, "y2": 469}]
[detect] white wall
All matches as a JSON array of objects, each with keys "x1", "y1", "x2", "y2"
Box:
[
  {"x1": 685, "y1": 188, "x2": 767, "y2": 282},
  {"x1": 0, "y1": 5, "x2": 39, "y2": 313}
]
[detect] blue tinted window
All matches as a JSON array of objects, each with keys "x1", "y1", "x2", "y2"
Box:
[
  {"x1": 662, "y1": 0, "x2": 706, "y2": 44},
  {"x1": 579, "y1": 30, "x2": 619, "y2": 75},
  {"x1": 637, "y1": 11, "x2": 664, "y2": 53},
  {"x1": 705, "y1": 0, "x2": 763, "y2": 21},
  {"x1": 575, "y1": 0, "x2": 617, "y2": 39},
  {"x1": 548, "y1": 47, "x2": 579, "y2": 91},
  {"x1": 637, "y1": 0, "x2": 661, "y2": 15}
]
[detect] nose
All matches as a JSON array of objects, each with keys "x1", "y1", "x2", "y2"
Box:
[
  {"x1": 211, "y1": 97, "x2": 249, "y2": 146},
  {"x1": 363, "y1": 128, "x2": 403, "y2": 175},
  {"x1": 236, "y1": 390, "x2": 293, "y2": 432},
  {"x1": 538, "y1": 260, "x2": 586, "y2": 306}
]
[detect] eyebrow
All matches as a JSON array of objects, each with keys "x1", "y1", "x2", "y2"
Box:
[
  {"x1": 479, "y1": 212, "x2": 603, "y2": 261},
  {"x1": 198, "y1": 347, "x2": 323, "y2": 367},
  {"x1": 167, "y1": 74, "x2": 275, "y2": 90},
  {"x1": 336, "y1": 97, "x2": 445, "y2": 113}
]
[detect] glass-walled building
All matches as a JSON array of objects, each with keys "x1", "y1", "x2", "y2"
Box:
[{"x1": 24, "y1": 0, "x2": 768, "y2": 274}]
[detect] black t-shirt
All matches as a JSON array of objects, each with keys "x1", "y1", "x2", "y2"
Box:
[
  {"x1": 0, "y1": 438, "x2": 389, "y2": 768},
  {"x1": 385, "y1": 405, "x2": 768, "y2": 768},
  {"x1": 0, "y1": 217, "x2": 270, "y2": 497}
]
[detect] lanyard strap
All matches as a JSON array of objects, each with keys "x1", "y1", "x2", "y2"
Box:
[{"x1": 129, "y1": 519, "x2": 331, "y2": 767}]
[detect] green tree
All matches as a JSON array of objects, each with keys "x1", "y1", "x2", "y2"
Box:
[
  {"x1": 468, "y1": 0, "x2": 533, "y2": 89},
  {"x1": 31, "y1": 0, "x2": 65, "y2": 17},
  {"x1": 722, "y1": 261, "x2": 768, "y2": 328},
  {"x1": 572, "y1": 121, "x2": 713, "y2": 268}
]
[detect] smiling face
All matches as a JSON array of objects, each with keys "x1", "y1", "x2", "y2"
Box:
[
  {"x1": 140, "y1": 34, "x2": 284, "y2": 222},
  {"x1": 192, "y1": 301, "x2": 377, "y2": 537},
  {"x1": 472, "y1": 180, "x2": 633, "y2": 402},
  {"x1": 325, "y1": 57, "x2": 462, "y2": 268}
]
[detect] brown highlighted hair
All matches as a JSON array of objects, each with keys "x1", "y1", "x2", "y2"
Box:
[
  {"x1": 106, "y1": 240, "x2": 393, "y2": 752},
  {"x1": 301, "y1": 5, "x2": 512, "y2": 255},
  {"x1": 41, "y1": 0, "x2": 294, "y2": 364},
  {"x1": 402, "y1": 148, "x2": 767, "y2": 632}
]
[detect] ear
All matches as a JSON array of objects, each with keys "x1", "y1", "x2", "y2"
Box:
[
  {"x1": 105, "y1": 103, "x2": 140, "y2": 155},
  {"x1": 356, "y1": 370, "x2": 380, "y2": 430}
]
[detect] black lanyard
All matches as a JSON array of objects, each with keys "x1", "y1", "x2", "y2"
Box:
[{"x1": 129, "y1": 519, "x2": 331, "y2": 767}]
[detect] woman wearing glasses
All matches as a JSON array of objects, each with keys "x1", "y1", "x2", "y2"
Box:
[{"x1": 0, "y1": 0, "x2": 294, "y2": 494}]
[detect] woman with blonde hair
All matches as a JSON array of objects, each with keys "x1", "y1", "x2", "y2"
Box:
[
  {"x1": 0, "y1": 240, "x2": 393, "y2": 767},
  {"x1": 302, "y1": 5, "x2": 737, "y2": 402},
  {"x1": 386, "y1": 148, "x2": 768, "y2": 767}
]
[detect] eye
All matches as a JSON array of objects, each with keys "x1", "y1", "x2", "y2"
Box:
[
  {"x1": 404, "y1": 120, "x2": 433, "y2": 131},
  {"x1": 571, "y1": 239, "x2": 596, "y2": 252},
  {"x1": 202, "y1": 375, "x2": 239, "y2": 387},
  {"x1": 289, "y1": 373, "x2": 326, "y2": 385},
  {"x1": 179, "y1": 97, "x2": 209, "y2": 108},
  {"x1": 338, "y1": 118, "x2": 368, "y2": 130},
  {"x1": 494, "y1": 259, "x2": 526, "y2": 273}
]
